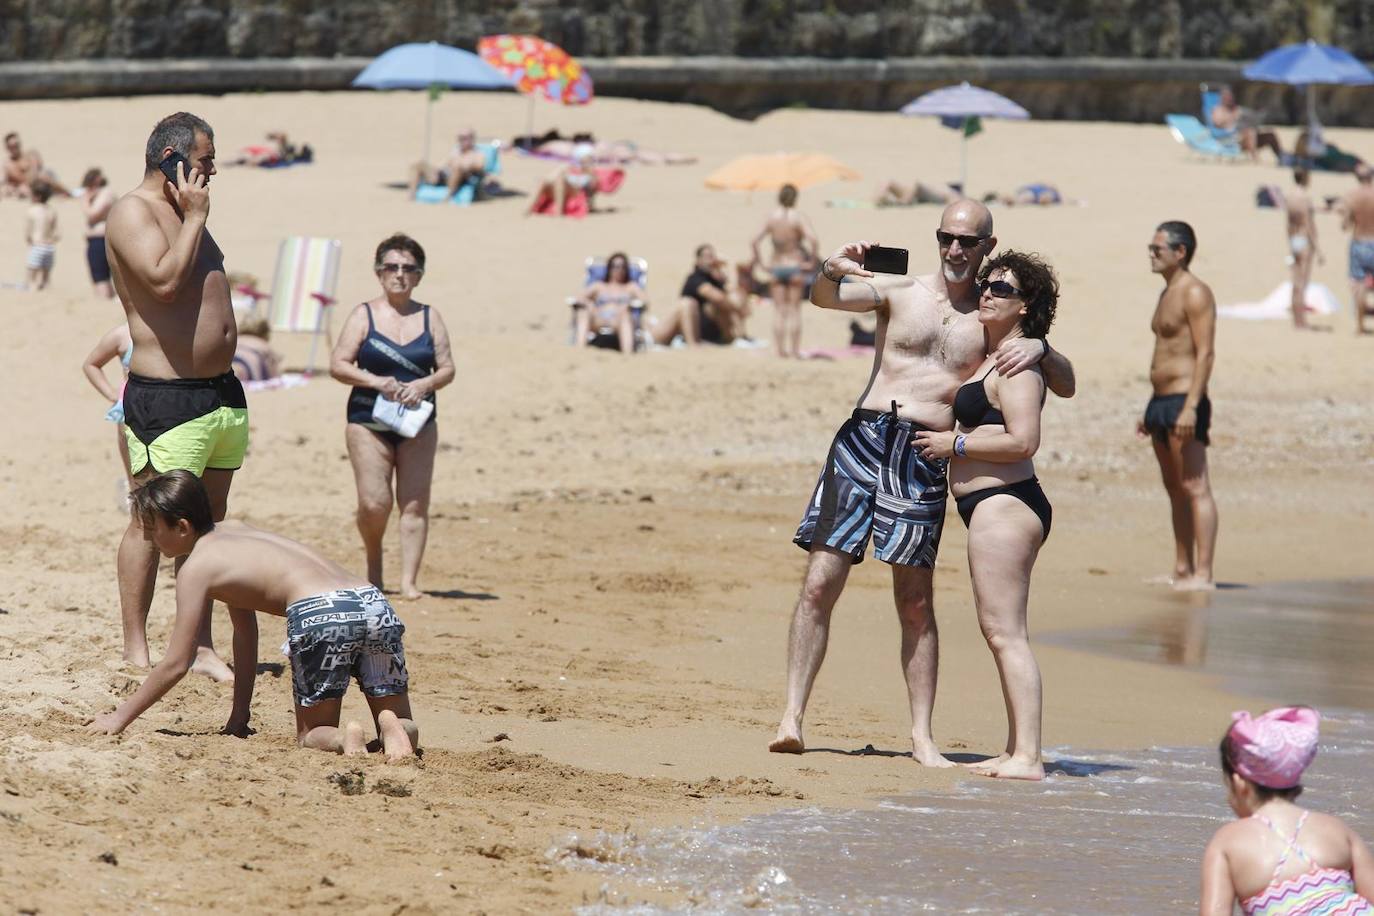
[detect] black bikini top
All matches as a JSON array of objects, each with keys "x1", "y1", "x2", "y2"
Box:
[{"x1": 953, "y1": 366, "x2": 1005, "y2": 429}]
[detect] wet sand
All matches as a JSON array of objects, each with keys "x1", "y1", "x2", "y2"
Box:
[{"x1": 0, "y1": 91, "x2": 1372, "y2": 912}]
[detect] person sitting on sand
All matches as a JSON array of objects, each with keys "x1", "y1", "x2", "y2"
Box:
[
  {"x1": 650, "y1": 244, "x2": 751, "y2": 346},
  {"x1": 751, "y1": 183, "x2": 818, "y2": 359},
  {"x1": 527, "y1": 143, "x2": 600, "y2": 216},
  {"x1": 4, "y1": 131, "x2": 71, "y2": 198},
  {"x1": 573, "y1": 251, "x2": 644, "y2": 353},
  {"x1": 231, "y1": 314, "x2": 282, "y2": 382},
  {"x1": 1209, "y1": 86, "x2": 1284, "y2": 163},
  {"x1": 85, "y1": 471, "x2": 419, "y2": 761},
  {"x1": 913, "y1": 250, "x2": 1060, "y2": 781},
  {"x1": 407, "y1": 127, "x2": 486, "y2": 201},
  {"x1": 1200, "y1": 706, "x2": 1373, "y2": 915}
]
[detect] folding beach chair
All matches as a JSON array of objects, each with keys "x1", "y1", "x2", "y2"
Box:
[
  {"x1": 1164, "y1": 114, "x2": 1242, "y2": 160},
  {"x1": 414, "y1": 142, "x2": 503, "y2": 205},
  {"x1": 263, "y1": 236, "x2": 343, "y2": 373},
  {"x1": 1198, "y1": 84, "x2": 1238, "y2": 140},
  {"x1": 567, "y1": 256, "x2": 649, "y2": 350}
]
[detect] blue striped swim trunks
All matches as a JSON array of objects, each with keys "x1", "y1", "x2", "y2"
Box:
[{"x1": 793, "y1": 408, "x2": 949, "y2": 567}]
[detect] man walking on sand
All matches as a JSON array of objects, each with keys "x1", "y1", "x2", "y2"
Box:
[
  {"x1": 1139, "y1": 221, "x2": 1218, "y2": 591},
  {"x1": 1339, "y1": 164, "x2": 1374, "y2": 335},
  {"x1": 105, "y1": 112, "x2": 244, "y2": 681},
  {"x1": 770, "y1": 200, "x2": 1076, "y2": 765}
]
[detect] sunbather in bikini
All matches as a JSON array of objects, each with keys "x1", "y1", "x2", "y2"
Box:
[{"x1": 573, "y1": 251, "x2": 643, "y2": 353}]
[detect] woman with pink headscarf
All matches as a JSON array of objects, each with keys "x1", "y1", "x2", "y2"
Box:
[{"x1": 1200, "y1": 706, "x2": 1374, "y2": 915}]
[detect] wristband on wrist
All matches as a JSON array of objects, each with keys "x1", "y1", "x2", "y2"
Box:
[
  {"x1": 821, "y1": 259, "x2": 844, "y2": 283},
  {"x1": 954, "y1": 434, "x2": 967, "y2": 457},
  {"x1": 1038, "y1": 339, "x2": 1050, "y2": 363}
]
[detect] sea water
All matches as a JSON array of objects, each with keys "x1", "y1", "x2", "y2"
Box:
[{"x1": 558, "y1": 580, "x2": 1374, "y2": 914}]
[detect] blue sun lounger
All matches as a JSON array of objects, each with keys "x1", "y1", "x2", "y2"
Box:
[
  {"x1": 1164, "y1": 114, "x2": 1242, "y2": 160},
  {"x1": 415, "y1": 141, "x2": 503, "y2": 205}
]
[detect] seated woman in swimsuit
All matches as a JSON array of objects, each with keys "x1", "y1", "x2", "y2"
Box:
[
  {"x1": 1201, "y1": 706, "x2": 1373, "y2": 915},
  {"x1": 573, "y1": 251, "x2": 644, "y2": 353},
  {"x1": 230, "y1": 315, "x2": 282, "y2": 383},
  {"x1": 913, "y1": 250, "x2": 1059, "y2": 781},
  {"x1": 528, "y1": 144, "x2": 600, "y2": 216},
  {"x1": 329, "y1": 233, "x2": 455, "y2": 601}
]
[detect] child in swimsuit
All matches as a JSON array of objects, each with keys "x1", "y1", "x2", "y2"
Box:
[{"x1": 1200, "y1": 706, "x2": 1374, "y2": 915}]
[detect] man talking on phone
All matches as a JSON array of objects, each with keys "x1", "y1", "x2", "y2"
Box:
[
  {"x1": 770, "y1": 199, "x2": 1076, "y2": 765},
  {"x1": 104, "y1": 112, "x2": 243, "y2": 682}
]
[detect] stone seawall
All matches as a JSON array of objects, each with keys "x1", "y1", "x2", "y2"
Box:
[{"x1": 3, "y1": 56, "x2": 1372, "y2": 126}]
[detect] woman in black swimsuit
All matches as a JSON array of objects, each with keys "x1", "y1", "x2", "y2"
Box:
[
  {"x1": 329, "y1": 233, "x2": 455, "y2": 600},
  {"x1": 913, "y1": 250, "x2": 1059, "y2": 781}
]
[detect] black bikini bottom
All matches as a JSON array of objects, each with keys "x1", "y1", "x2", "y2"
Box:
[{"x1": 955, "y1": 476, "x2": 1051, "y2": 543}]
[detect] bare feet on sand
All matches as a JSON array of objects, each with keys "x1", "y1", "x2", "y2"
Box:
[
  {"x1": 377, "y1": 710, "x2": 416, "y2": 762},
  {"x1": 398, "y1": 587, "x2": 423, "y2": 602},
  {"x1": 342, "y1": 721, "x2": 368, "y2": 756},
  {"x1": 769, "y1": 720, "x2": 804, "y2": 754},
  {"x1": 964, "y1": 753, "x2": 1010, "y2": 771},
  {"x1": 1172, "y1": 575, "x2": 1216, "y2": 592},
  {"x1": 190, "y1": 646, "x2": 235, "y2": 683},
  {"x1": 912, "y1": 739, "x2": 956, "y2": 768},
  {"x1": 975, "y1": 756, "x2": 1045, "y2": 780}
]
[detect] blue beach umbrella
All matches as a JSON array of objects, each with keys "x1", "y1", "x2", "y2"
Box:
[
  {"x1": 1242, "y1": 40, "x2": 1374, "y2": 130},
  {"x1": 352, "y1": 41, "x2": 515, "y2": 162},
  {"x1": 901, "y1": 82, "x2": 1030, "y2": 191}
]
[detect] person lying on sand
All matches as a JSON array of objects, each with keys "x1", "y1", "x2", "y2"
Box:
[
  {"x1": 86, "y1": 471, "x2": 419, "y2": 761},
  {"x1": 875, "y1": 179, "x2": 1070, "y2": 208}
]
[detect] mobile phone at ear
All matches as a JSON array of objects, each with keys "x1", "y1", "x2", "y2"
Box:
[
  {"x1": 159, "y1": 152, "x2": 191, "y2": 185},
  {"x1": 863, "y1": 245, "x2": 909, "y2": 275}
]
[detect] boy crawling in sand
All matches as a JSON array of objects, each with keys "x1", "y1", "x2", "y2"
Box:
[{"x1": 86, "y1": 470, "x2": 418, "y2": 760}]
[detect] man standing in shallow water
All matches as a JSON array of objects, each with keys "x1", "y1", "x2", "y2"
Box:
[
  {"x1": 105, "y1": 112, "x2": 244, "y2": 680},
  {"x1": 770, "y1": 200, "x2": 1076, "y2": 765},
  {"x1": 1139, "y1": 220, "x2": 1218, "y2": 591}
]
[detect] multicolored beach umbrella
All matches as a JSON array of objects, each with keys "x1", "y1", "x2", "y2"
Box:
[{"x1": 479, "y1": 34, "x2": 594, "y2": 104}]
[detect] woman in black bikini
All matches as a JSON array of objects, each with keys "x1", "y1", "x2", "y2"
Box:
[
  {"x1": 913, "y1": 250, "x2": 1059, "y2": 781},
  {"x1": 329, "y1": 233, "x2": 455, "y2": 601}
]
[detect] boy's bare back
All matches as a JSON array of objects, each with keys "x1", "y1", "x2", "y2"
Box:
[
  {"x1": 26, "y1": 202, "x2": 57, "y2": 245},
  {"x1": 180, "y1": 521, "x2": 366, "y2": 615}
]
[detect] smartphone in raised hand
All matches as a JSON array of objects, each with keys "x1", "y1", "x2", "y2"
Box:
[
  {"x1": 862, "y1": 245, "x2": 909, "y2": 275},
  {"x1": 158, "y1": 152, "x2": 191, "y2": 186}
]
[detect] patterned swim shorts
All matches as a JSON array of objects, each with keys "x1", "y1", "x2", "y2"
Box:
[
  {"x1": 284, "y1": 585, "x2": 408, "y2": 708},
  {"x1": 793, "y1": 408, "x2": 949, "y2": 567}
]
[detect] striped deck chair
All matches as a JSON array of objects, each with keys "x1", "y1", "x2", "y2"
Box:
[{"x1": 267, "y1": 237, "x2": 343, "y2": 373}]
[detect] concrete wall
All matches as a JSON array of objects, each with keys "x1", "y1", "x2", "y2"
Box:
[
  {"x1": 3, "y1": 55, "x2": 1372, "y2": 126},
  {"x1": 0, "y1": 0, "x2": 1368, "y2": 62}
]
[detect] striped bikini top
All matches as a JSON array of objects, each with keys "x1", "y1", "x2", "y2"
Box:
[{"x1": 1240, "y1": 812, "x2": 1373, "y2": 916}]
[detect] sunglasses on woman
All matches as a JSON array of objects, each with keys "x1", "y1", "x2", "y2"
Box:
[
  {"x1": 978, "y1": 279, "x2": 1023, "y2": 299},
  {"x1": 936, "y1": 230, "x2": 987, "y2": 248}
]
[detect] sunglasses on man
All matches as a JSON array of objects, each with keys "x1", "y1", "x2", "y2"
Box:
[
  {"x1": 936, "y1": 230, "x2": 988, "y2": 249},
  {"x1": 977, "y1": 279, "x2": 1023, "y2": 299},
  {"x1": 378, "y1": 263, "x2": 423, "y2": 276}
]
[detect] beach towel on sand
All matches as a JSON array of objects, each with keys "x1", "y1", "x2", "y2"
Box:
[{"x1": 1219, "y1": 282, "x2": 1341, "y2": 320}]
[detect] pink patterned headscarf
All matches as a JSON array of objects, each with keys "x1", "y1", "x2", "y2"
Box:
[{"x1": 1227, "y1": 706, "x2": 1320, "y2": 790}]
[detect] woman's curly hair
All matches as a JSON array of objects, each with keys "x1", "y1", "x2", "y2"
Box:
[{"x1": 977, "y1": 250, "x2": 1058, "y2": 339}]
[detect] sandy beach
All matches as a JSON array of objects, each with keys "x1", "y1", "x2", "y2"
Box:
[{"x1": 1, "y1": 89, "x2": 1373, "y2": 912}]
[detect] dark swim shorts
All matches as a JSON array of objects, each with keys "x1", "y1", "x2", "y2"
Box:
[
  {"x1": 1143, "y1": 393, "x2": 1211, "y2": 447},
  {"x1": 86, "y1": 237, "x2": 111, "y2": 284},
  {"x1": 793, "y1": 408, "x2": 948, "y2": 567},
  {"x1": 284, "y1": 586, "x2": 408, "y2": 708},
  {"x1": 122, "y1": 372, "x2": 249, "y2": 475}
]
